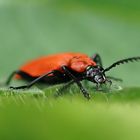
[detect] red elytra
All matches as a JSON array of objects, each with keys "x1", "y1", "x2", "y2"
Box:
[{"x1": 16, "y1": 52, "x2": 96, "y2": 78}]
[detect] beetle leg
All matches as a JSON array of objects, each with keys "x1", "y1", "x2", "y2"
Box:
[
  {"x1": 106, "y1": 76, "x2": 123, "y2": 82},
  {"x1": 91, "y1": 54, "x2": 103, "y2": 67},
  {"x1": 62, "y1": 66, "x2": 90, "y2": 100},
  {"x1": 10, "y1": 71, "x2": 58, "y2": 90},
  {"x1": 106, "y1": 78, "x2": 112, "y2": 88},
  {"x1": 96, "y1": 83, "x2": 100, "y2": 90},
  {"x1": 6, "y1": 70, "x2": 21, "y2": 85}
]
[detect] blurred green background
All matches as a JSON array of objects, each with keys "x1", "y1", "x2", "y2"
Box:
[{"x1": 0, "y1": 0, "x2": 140, "y2": 140}]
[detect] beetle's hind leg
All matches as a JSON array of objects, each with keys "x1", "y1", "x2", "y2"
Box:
[
  {"x1": 10, "y1": 70, "x2": 64, "y2": 90},
  {"x1": 6, "y1": 70, "x2": 21, "y2": 85},
  {"x1": 91, "y1": 54, "x2": 103, "y2": 67}
]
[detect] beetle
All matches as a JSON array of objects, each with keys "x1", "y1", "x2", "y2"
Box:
[{"x1": 6, "y1": 52, "x2": 140, "y2": 99}]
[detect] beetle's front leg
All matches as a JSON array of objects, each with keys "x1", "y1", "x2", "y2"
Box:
[
  {"x1": 62, "y1": 66, "x2": 90, "y2": 100},
  {"x1": 96, "y1": 83, "x2": 100, "y2": 90},
  {"x1": 105, "y1": 78, "x2": 112, "y2": 88}
]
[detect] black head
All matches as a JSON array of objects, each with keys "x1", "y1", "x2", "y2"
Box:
[
  {"x1": 86, "y1": 66, "x2": 106, "y2": 84},
  {"x1": 85, "y1": 56, "x2": 140, "y2": 85}
]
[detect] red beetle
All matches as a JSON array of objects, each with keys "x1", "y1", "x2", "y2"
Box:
[{"x1": 6, "y1": 52, "x2": 140, "y2": 99}]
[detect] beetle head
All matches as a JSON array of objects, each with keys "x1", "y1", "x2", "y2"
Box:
[
  {"x1": 86, "y1": 66, "x2": 106, "y2": 84},
  {"x1": 86, "y1": 56, "x2": 140, "y2": 85}
]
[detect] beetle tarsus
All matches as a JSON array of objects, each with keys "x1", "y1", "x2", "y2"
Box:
[
  {"x1": 96, "y1": 83, "x2": 100, "y2": 91},
  {"x1": 84, "y1": 93, "x2": 91, "y2": 100},
  {"x1": 81, "y1": 88, "x2": 90, "y2": 99},
  {"x1": 10, "y1": 85, "x2": 29, "y2": 90},
  {"x1": 106, "y1": 79, "x2": 112, "y2": 88}
]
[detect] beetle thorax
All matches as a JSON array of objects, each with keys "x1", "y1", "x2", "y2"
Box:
[{"x1": 69, "y1": 56, "x2": 96, "y2": 73}]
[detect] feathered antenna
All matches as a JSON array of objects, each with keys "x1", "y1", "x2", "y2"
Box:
[{"x1": 103, "y1": 56, "x2": 140, "y2": 73}]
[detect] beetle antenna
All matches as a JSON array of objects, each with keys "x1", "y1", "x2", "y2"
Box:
[{"x1": 103, "y1": 56, "x2": 140, "y2": 73}]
